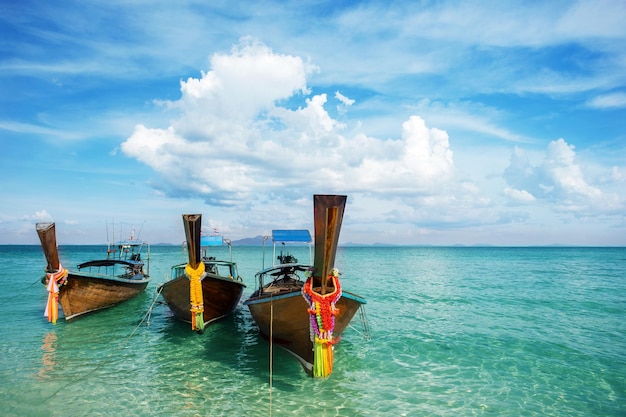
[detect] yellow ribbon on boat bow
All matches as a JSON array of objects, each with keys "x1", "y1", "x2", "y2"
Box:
[
  {"x1": 44, "y1": 264, "x2": 68, "y2": 325},
  {"x1": 185, "y1": 262, "x2": 205, "y2": 332}
]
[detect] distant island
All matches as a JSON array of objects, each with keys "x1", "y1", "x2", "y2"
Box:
[{"x1": 231, "y1": 235, "x2": 265, "y2": 245}]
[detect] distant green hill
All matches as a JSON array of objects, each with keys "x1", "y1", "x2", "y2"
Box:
[{"x1": 231, "y1": 235, "x2": 265, "y2": 245}]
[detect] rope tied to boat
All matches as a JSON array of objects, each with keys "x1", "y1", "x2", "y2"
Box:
[
  {"x1": 302, "y1": 268, "x2": 342, "y2": 377},
  {"x1": 185, "y1": 262, "x2": 206, "y2": 333},
  {"x1": 44, "y1": 264, "x2": 68, "y2": 325}
]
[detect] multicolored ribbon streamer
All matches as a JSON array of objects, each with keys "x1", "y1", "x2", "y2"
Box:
[{"x1": 302, "y1": 269, "x2": 342, "y2": 377}]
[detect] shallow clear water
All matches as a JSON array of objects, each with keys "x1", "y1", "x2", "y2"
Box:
[{"x1": 0, "y1": 245, "x2": 624, "y2": 416}]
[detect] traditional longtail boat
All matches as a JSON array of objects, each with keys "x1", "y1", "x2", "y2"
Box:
[
  {"x1": 158, "y1": 214, "x2": 246, "y2": 333},
  {"x1": 244, "y1": 194, "x2": 366, "y2": 377},
  {"x1": 35, "y1": 222, "x2": 150, "y2": 323}
]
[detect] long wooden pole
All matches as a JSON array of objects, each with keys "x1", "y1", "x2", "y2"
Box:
[
  {"x1": 182, "y1": 214, "x2": 202, "y2": 268},
  {"x1": 312, "y1": 195, "x2": 347, "y2": 292},
  {"x1": 36, "y1": 222, "x2": 61, "y2": 272}
]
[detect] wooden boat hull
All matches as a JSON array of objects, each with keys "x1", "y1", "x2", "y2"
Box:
[
  {"x1": 57, "y1": 271, "x2": 149, "y2": 321},
  {"x1": 244, "y1": 288, "x2": 366, "y2": 372},
  {"x1": 159, "y1": 273, "x2": 245, "y2": 326}
]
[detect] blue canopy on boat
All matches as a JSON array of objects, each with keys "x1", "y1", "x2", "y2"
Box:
[
  {"x1": 201, "y1": 235, "x2": 223, "y2": 246},
  {"x1": 272, "y1": 229, "x2": 311, "y2": 243}
]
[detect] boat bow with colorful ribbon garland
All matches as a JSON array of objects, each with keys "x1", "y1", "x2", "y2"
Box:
[{"x1": 302, "y1": 268, "x2": 342, "y2": 377}]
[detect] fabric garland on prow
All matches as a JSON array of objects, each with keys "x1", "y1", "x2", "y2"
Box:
[
  {"x1": 302, "y1": 268, "x2": 342, "y2": 377},
  {"x1": 44, "y1": 263, "x2": 68, "y2": 324},
  {"x1": 186, "y1": 262, "x2": 206, "y2": 332}
]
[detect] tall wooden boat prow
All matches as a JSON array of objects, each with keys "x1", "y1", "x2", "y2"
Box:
[
  {"x1": 244, "y1": 194, "x2": 366, "y2": 377},
  {"x1": 35, "y1": 222, "x2": 150, "y2": 323}
]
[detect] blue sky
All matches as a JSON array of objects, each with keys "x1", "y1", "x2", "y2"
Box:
[{"x1": 1, "y1": 0, "x2": 625, "y2": 246}]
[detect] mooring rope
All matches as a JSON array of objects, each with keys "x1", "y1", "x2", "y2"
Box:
[
  {"x1": 348, "y1": 306, "x2": 371, "y2": 341},
  {"x1": 145, "y1": 285, "x2": 163, "y2": 327},
  {"x1": 40, "y1": 288, "x2": 161, "y2": 403},
  {"x1": 269, "y1": 295, "x2": 274, "y2": 417},
  {"x1": 0, "y1": 277, "x2": 42, "y2": 307}
]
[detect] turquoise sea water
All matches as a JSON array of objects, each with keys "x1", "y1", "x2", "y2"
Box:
[{"x1": 0, "y1": 245, "x2": 624, "y2": 416}]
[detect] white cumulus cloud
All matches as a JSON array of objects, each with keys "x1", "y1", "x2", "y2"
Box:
[
  {"x1": 504, "y1": 187, "x2": 536, "y2": 203},
  {"x1": 121, "y1": 39, "x2": 458, "y2": 208},
  {"x1": 33, "y1": 210, "x2": 53, "y2": 222},
  {"x1": 335, "y1": 91, "x2": 355, "y2": 106},
  {"x1": 503, "y1": 138, "x2": 623, "y2": 214}
]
